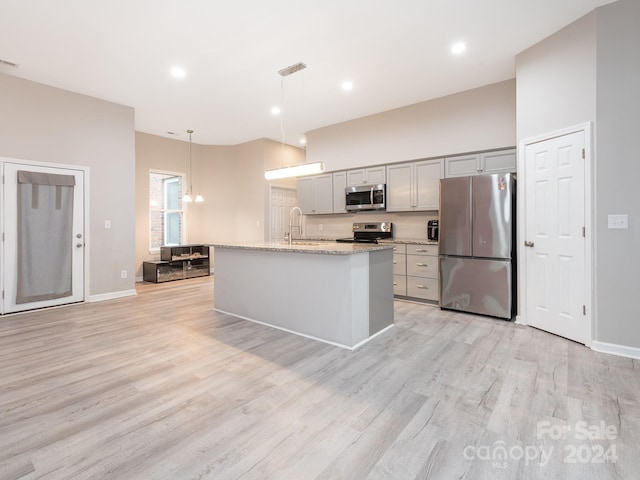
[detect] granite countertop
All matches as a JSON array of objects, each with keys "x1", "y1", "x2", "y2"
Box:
[
  {"x1": 288, "y1": 237, "x2": 438, "y2": 246},
  {"x1": 211, "y1": 241, "x2": 394, "y2": 255},
  {"x1": 379, "y1": 238, "x2": 439, "y2": 246}
]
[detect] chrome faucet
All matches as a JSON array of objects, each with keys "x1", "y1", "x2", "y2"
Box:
[{"x1": 288, "y1": 206, "x2": 303, "y2": 246}]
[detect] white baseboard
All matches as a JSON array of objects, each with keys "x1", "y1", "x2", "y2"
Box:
[
  {"x1": 214, "y1": 307, "x2": 392, "y2": 351},
  {"x1": 89, "y1": 289, "x2": 137, "y2": 303},
  {"x1": 592, "y1": 340, "x2": 640, "y2": 360}
]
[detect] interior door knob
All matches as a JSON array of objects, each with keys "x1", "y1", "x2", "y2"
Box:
[
  {"x1": 76, "y1": 243, "x2": 83, "y2": 248},
  {"x1": 524, "y1": 241, "x2": 534, "y2": 247}
]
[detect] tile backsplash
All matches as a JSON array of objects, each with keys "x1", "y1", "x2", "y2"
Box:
[{"x1": 303, "y1": 210, "x2": 438, "y2": 240}]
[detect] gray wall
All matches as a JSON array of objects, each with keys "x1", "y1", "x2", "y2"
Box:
[
  {"x1": 515, "y1": 13, "x2": 597, "y2": 139},
  {"x1": 306, "y1": 79, "x2": 516, "y2": 172},
  {"x1": 516, "y1": 0, "x2": 640, "y2": 349},
  {"x1": 0, "y1": 73, "x2": 136, "y2": 298},
  {"x1": 595, "y1": 0, "x2": 640, "y2": 347}
]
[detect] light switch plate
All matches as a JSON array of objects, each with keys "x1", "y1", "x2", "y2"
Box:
[{"x1": 607, "y1": 214, "x2": 629, "y2": 229}]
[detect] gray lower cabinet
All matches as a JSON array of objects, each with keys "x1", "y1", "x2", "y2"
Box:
[
  {"x1": 393, "y1": 244, "x2": 407, "y2": 296},
  {"x1": 393, "y1": 243, "x2": 438, "y2": 303}
]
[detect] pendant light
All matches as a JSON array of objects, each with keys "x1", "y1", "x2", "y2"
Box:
[
  {"x1": 264, "y1": 62, "x2": 324, "y2": 180},
  {"x1": 183, "y1": 129, "x2": 203, "y2": 203}
]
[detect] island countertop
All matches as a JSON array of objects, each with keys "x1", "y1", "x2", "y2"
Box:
[{"x1": 210, "y1": 241, "x2": 394, "y2": 255}]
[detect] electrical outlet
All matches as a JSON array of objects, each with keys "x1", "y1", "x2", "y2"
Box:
[
  {"x1": 105, "y1": 220, "x2": 111, "y2": 229},
  {"x1": 121, "y1": 270, "x2": 127, "y2": 279}
]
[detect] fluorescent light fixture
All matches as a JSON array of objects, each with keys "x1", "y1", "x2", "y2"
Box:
[
  {"x1": 451, "y1": 42, "x2": 467, "y2": 54},
  {"x1": 265, "y1": 162, "x2": 324, "y2": 180}
]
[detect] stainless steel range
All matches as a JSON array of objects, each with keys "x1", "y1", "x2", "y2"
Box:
[{"x1": 336, "y1": 222, "x2": 393, "y2": 244}]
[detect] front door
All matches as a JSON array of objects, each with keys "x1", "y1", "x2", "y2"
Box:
[
  {"x1": 2, "y1": 162, "x2": 85, "y2": 314},
  {"x1": 523, "y1": 130, "x2": 588, "y2": 344}
]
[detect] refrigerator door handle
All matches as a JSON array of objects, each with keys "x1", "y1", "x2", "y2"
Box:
[{"x1": 524, "y1": 241, "x2": 534, "y2": 247}]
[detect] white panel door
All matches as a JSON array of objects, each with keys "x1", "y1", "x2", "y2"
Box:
[
  {"x1": 524, "y1": 131, "x2": 586, "y2": 343},
  {"x1": 269, "y1": 186, "x2": 296, "y2": 242},
  {"x1": 3, "y1": 162, "x2": 85, "y2": 313}
]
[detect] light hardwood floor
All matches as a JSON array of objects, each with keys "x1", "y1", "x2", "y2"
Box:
[{"x1": 1, "y1": 276, "x2": 638, "y2": 479}]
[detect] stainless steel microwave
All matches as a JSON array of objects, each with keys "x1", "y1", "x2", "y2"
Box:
[{"x1": 345, "y1": 184, "x2": 386, "y2": 212}]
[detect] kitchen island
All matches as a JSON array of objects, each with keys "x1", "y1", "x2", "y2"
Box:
[{"x1": 211, "y1": 241, "x2": 394, "y2": 349}]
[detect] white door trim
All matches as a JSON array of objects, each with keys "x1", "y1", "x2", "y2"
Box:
[
  {"x1": 516, "y1": 122, "x2": 593, "y2": 347},
  {"x1": 0, "y1": 156, "x2": 90, "y2": 312}
]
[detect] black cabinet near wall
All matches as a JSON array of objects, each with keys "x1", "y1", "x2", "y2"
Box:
[{"x1": 143, "y1": 244, "x2": 210, "y2": 283}]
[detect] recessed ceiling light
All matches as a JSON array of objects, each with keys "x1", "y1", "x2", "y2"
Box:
[
  {"x1": 342, "y1": 81, "x2": 353, "y2": 91},
  {"x1": 271, "y1": 106, "x2": 281, "y2": 115},
  {"x1": 170, "y1": 66, "x2": 187, "y2": 78},
  {"x1": 299, "y1": 136, "x2": 307, "y2": 145},
  {"x1": 451, "y1": 42, "x2": 467, "y2": 55}
]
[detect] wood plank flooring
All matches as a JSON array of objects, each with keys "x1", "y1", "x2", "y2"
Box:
[{"x1": 1, "y1": 276, "x2": 639, "y2": 479}]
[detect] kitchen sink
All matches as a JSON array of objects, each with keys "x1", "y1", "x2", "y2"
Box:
[{"x1": 278, "y1": 240, "x2": 326, "y2": 246}]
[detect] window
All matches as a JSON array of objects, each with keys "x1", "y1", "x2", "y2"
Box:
[{"x1": 149, "y1": 171, "x2": 185, "y2": 251}]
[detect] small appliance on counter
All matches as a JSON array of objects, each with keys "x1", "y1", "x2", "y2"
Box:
[
  {"x1": 336, "y1": 222, "x2": 393, "y2": 244},
  {"x1": 427, "y1": 220, "x2": 439, "y2": 241}
]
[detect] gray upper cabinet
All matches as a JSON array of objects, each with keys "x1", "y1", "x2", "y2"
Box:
[
  {"x1": 296, "y1": 174, "x2": 333, "y2": 214},
  {"x1": 346, "y1": 166, "x2": 386, "y2": 186},
  {"x1": 480, "y1": 149, "x2": 517, "y2": 175},
  {"x1": 332, "y1": 171, "x2": 347, "y2": 213},
  {"x1": 445, "y1": 149, "x2": 516, "y2": 177},
  {"x1": 386, "y1": 158, "x2": 443, "y2": 212}
]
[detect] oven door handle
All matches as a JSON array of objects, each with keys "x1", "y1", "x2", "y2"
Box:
[{"x1": 370, "y1": 187, "x2": 374, "y2": 206}]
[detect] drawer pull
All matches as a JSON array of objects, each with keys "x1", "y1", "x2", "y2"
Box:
[
  {"x1": 393, "y1": 282, "x2": 398, "y2": 286},
  {"x1": 416, "y1": 285, "x2": 429, "y2": 289},
  {"x1": 415, "y1": 263, "x2": 429, "y2": 267},
  {"x1": 415, "y1": 248, "x2": 429, "y2": 252}
]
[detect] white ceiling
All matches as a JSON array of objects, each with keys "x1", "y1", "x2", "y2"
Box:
[{"x1": 0, "y1": 0, "x2": 616, "y2": 146}]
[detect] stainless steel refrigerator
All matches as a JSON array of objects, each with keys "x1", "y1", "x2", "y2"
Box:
[{"x1": 439, "y1": 173, "x2": 516, "y2": 319}]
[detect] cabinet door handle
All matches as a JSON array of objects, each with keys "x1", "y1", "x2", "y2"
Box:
[
  {"x1": 416, "y1": 285, "x2": 429, "y2": 289},
  {"x1": 415, "y1": 248, "x2": 428, "y2": 252},
  {"x1": 415, "y1": 263, "x2": 429, "y2": 267}
]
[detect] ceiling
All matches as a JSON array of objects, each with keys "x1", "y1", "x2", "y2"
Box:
[{"x1": 0, "y1": 0, "x2": 616, "y2": 146}]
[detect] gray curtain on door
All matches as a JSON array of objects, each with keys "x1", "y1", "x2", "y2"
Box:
[{"x1": 16, "y1": 171, "x2": 75, "y2": 304}]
